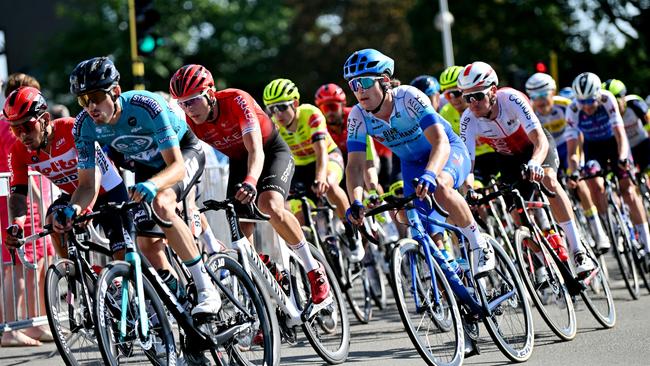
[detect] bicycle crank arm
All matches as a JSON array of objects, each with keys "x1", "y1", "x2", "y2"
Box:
[
  {"x1": 301, "y1": 295, "x2": 334, "y2": 322},
  {"x1": 209, "y1": 323, "x2": 252, "y2": 346}
]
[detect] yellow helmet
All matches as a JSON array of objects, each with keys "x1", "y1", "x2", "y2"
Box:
[
  {"x1": 439, "y1": 65, "x2": 464, "y2": 91},
  {"x1": 263, "y1": 78, "x2": 300, "y2": 106}
]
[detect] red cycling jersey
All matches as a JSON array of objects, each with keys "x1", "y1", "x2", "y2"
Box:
[
  {"x1": 459, "y1": 88, "x2": 541, "y2": 160},
  {"x1": 187, "y1": 89, "x2": 276, "y2": 160},
  {"x1": 9, "y1": 118, "x2": 122, "y2": 195}
]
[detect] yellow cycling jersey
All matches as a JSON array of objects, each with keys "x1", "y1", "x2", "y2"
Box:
[
  {"x1": 439, "y1": 103, "x2": 494, "y2": 156},
  {"x1": 535, "y1": 96, "x2": 571, "y2": 146},
  {"x1": 272, "y1": 103, "x2": 338, "y2": 166}
]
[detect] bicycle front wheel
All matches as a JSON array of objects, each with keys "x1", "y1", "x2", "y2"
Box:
[
  {"x1": 94, "y1": 261, "x2": 176, "y2": 366},
  {"x1": 579, "y1": 241, "x2": 616, "y2": 328},
  {"x1": 478, "y1": 234, "x2": 535, "y2": 362},
  {"x1": 514, "y1": 228, "x2": 577, "y2": 341},
  {"x1": 390, "y1": 239, "x2": 463, "y2": 366},
  {"x1": 45, "y1": 259, "x2": 104, "y2": 366}
]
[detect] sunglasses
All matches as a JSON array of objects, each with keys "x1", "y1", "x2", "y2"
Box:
[
  {"x1": 348, "y1": 77, "x2": 382, "y2": 92},
  {"x1": 462, "y1": 89, "x2": 490, "y2": 104},
  {"x1": 444, "y1": 89, "x2": 463, "y2": 99},
  {"x1": 178, "y1": 89, "x2": 209, "y2": 109},
  {"x1": 10, "y1": 115, "x2": 42, "y2": 136},
  {"x1": 77, "y1": 90, "x2": 110, "y2": 108},
  {"x1": 578, "y1": 97, "x2": 596, "y2": 105},
  {"x1": 320, "y1": 103, "x2": 342, "y2": 113},
  {"x1": 267, "y1": 101, "x2": 293, "y2": 114},
  {"x1": 529, "y1": 91, "x2": 550, "y2": 100}
]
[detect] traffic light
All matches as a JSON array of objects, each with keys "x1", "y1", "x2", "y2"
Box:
[
  {"x1": 535, "y1": 61, "x2": 547, "y2": 73},
  {"x1": 135, "y1": 0, "x2": 161, "y2": 56}
]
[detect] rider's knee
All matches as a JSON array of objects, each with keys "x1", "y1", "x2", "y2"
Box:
[
  {"x1": 258, "y1": 193, "x2": 284, "y2": 217},
  {"x1": 152, "y1": 189, "x2": 177, "y2": 218}
]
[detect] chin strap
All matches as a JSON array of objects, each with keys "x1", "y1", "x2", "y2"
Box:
[
  {"x1": 206, "y1": 93, "x2": 217, "y2": 122},
  {"x1": 110, "y1": 91, "x2": 120, "y2": 120},
  {"x1": 38, "y1": 123, "x2": 49, "y2": 151},
  {"x1": 366, "y1": 86, "x2": 388, "y2": 114}
]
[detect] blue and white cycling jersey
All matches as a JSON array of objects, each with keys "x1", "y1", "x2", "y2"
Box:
[
  {"x1": 565, "y1": 90, "x2": 623, "y2": 142},
  {"x1": 347, "y1": 85, "x2": 465, "y2": 162},
  {"x1": 73, "y1": 90, "x2": 188, "y2": 170}
]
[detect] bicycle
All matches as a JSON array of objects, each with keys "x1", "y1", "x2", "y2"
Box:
[
  {"x1": 201, "y1": 195, "x2": 351, "y2": 365},
  {"x1": 92, "y1": 200, "x2": 276, "y2": 366},
  {"x1": 583, "y1": 165, "x2": 650, "y2": 297},
  {"x1": 9, "y1": 213, "x2": 112, "y2": 366},
  {"x1": 288, "y1": 185, "x2": 380, "y2": 324},
  {"x1": 361, "y1": 180, "x2": 535, "y2": 365},
  {"x1": 473, "y1": 167, "x2": 616, "y2": 332}
]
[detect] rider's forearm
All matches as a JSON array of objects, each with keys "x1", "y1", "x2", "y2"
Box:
[
  {"x1": 566, "y1": 138, "x2": 580, "y2": 173},
  {"x1": 8, "y1": 193, "x2": 28, "y2": 224},
  {"x1": 149, "y1": 160, "x2": 185, "y2": 191},
  {"x1": 313, "y1": 140, "x2": 328, "y2": 183},
  {"x1": 346, "y1": 154, "x2": 366, "y2": 202},
  {"x1": 246, "y1": 147, "x2": 265, "y2": 182},
  {"x1": 70, "y1": 183, "x2": 99, "y2": 214},
  {"x1": 613, "y1": 125, "x2": 629, "y2": 160},
  {"x1": 363, "y1": 159, "x2": 379, "y2": 192},
  {"x1": 528, "y1": 128, "x2": 549, "y2": 165},
  {"x1": 424, "y1": 126, "x2": 450, "y2": 175}
]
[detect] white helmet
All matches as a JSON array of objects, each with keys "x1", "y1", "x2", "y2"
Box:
[
  {"x1": 457, "y1": 61, "x2": 499, "y2": 90},
  {"x1": 572, "y1": 72, "x2": 601, "y2": 100},
  {"x1": 525, "y1": 73, "x2": 556, "y2": 96}
]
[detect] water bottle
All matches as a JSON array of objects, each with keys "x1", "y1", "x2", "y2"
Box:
[
  {"x1": 259, "y1": 253, "x2": 291, "y2": 295},
  {"x1": 545, "y1": 229, "x2": 569, "y2": 262}
]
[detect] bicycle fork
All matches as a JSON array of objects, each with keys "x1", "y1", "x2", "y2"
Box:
[{"x1": 120, "y1": 235, "x2": 150, "y2": 342}]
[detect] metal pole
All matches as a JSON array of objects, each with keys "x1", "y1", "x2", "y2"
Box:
[
  {"x1": 437, "y1": 0, "x2": 455, "y2": 67},
  {"x1": 128, "y1": 0, "x2": 145, "y2": 90}
]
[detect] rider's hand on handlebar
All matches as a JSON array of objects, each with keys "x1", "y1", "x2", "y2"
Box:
[
  {"x1": 416, "y1": 170, "x2": 437, "y2": 199},
  {"x1": 312, "y1": 179, "x2": 329, "y2": 197},
  {"x1": 466, "y1": 188, "x2": 481, "y2": 203},
  {"x1": 567, "y1": 171, "x2": 580, "y2": 189},
  {"x1": 5, "y1": 223, "x2": 24, "y2": 249},
  {"x1": 525, "y1": 160, "x2": 545, "y2": 182},
  {"x1": 345, "y1": 200, "x2": 365, "y2": 226},
  {"x1": 366, "y1": 189, "x2": 381, "y2": 209},
  {"x1": 53, "y1": 204, "x2": 81, "y2": 234},
  {"x1": 130, "y1": 180, "x2": 158, "y2": 203},
  {"x1": 618, "y1": 158, "x2": 632, "y2": 171},
  {"x1": 236, "y1": 180, "x2": 258, "y2": 204}
]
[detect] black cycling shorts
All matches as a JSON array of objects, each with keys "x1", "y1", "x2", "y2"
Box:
[
  {"x1": 583, "y1": 137, "x2": 633, "y2": 179},
  {"x1": 631, "y1": 138, "x2": 650, "y2": 172},
  {"x1": 228, "y1": 132, "x2": 295, "y2": 215},
  {"x1": 47, "y1": 183, "x2": 131, "y2": 254},
  {"x1": 290, "y1": 147, "x2": 344, "y2": 204}
]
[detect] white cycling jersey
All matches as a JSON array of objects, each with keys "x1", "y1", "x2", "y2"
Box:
[
  {"x1": 622, "y1": 95, "x2": 649, "y2": 147},
  {"x1": 460, "y1": 88, "x2": 541, "y2": 160},
  {"x1": 535, "y1": 96, "x2": 572, "y2": 147}
]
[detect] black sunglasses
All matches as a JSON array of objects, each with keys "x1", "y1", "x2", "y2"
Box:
[
  {"x1": 267, "y1": 102, "x2": 292, "y2": 114},
  {"x1": 445, "y1": 90, "x2": 463, "y2": 99},
  {"x1": 462, "y1": 90, "x2": 489, "y2": 104}
]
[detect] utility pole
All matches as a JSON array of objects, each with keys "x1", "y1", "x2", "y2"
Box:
[
  {"x1": 435, "y1": 0, "x2": 455, "y2": 67},
  {"x1": 128, "y1": 0, "x2": 145, "y2": 90}
]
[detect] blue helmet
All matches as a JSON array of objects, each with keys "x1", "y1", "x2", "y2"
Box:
[
  {"x1": 410, "y1": 75, "x2": 441, "y2": 96},
  {"x1": 343, "y1": 49, "x2": 394, "y2": 81},
  {"x1": 559, "y1": 86, "x2": 575, "y2": 99}
]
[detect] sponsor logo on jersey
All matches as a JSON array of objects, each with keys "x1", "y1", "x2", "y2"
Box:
[
  {"x1": 308, "y1": 114, "x2": 322, "y2": 128},
  {"x1": 128, "y1": 116, "x2": 137, "y2": 126},
  {"x1": 31, "y1": 150, "x2": 78, "y2": 176},
  {"x1": 509, "y1": 94, "x2": 532, "y2": 120},
  {"x1": 111, "y1": 135, "x2": 154, "y2": 154},
  {"x1": 55, "y1": 138, "x2": 65, "y2": 149},
  {"x1": 129, "y1": 94, "x2": 163, "y2": 119}
]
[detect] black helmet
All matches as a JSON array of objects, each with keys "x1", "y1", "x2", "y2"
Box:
[{"x1": 69, "y1": 56, "x2": 120, "y2": 95}]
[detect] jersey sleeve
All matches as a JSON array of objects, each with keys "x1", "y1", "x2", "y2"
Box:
[
  {"x1": 307, "y1": 106, "x2": 329, "y2": 143},
  {"x1": 72, "y1": 111, "x2": 97, "y2": 170},
  {"x1": 8, "y1": 142, "x2": 29, "y2": 194},
  {"x1": 509, "y1": 90, "x2": 541, "y2": 133},
  {"x1": 603, "y1": 93, "x2": 623, "y2": 127},
  {"x1": 564, "y1": 103, "x2": 580, "y2": 141},
  {"x1": 346, "y1": 106, "x2": 368, "y2": 153},
  {"x1": 402, "y1": 86, "x2": 442, "y2": 131},
  {"x1": 232, "y1": 91, "x2": 262, "y2": 136},
  {"x1": 459, "y1": 110, "x2": 477, "y2": 161},
  {"x1": 627, "y1": 98, "x2": 648, "y2": 121}
]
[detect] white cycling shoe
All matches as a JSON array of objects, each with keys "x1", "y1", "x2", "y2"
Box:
[
  {"x1": 595, "y1": 233, "x2": 611, "y2": 253},
  {"x1": 191, "y1": 288, "x2": 222, "y2": 318},
  {"x1": 573, "y1": 251, "x2": 595, "y2": 276},
  {"x1": 347, "y1": 238, "x2": 366, "y2": 264},
  {"x1": 471, "y1": 242, "x2": 495, "y2": 278}
]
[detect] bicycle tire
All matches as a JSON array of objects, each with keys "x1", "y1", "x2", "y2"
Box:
[
  {"x1": 607, "y1": 206, "x2": 640, "y2": 299},
  {"x1": 479, "y1": 234, "x2": 535, "y2": 362},
  {"x1": 514, "y1": 228, "x2": 577, "y2": 341},
  {"x1": 45, "y1": 259, "x2": 104, "y2": 366},
  {"x1": 579, "y1": 240, "x2": 616, "y2": 328},
  {"x1": 390, "y1": 238, "x2": 464, "y2": 366},
  {"x1": 294, "y1": 244, "x2": 350, "y2": 364},
  {"x1": 205, "y1": 253, "x2": 280, "y2": 366},
  {"x1": 94, "y1": 261, "x2": 176, "y2": 366},
  {"x1": 635, "y1": 192, "x2": 650, "y2": 293}
]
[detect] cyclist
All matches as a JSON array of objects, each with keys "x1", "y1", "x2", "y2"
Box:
[
  {"x1": 566, "y1": 72, "x2": 650, "y2": 261},
  {"x1": 438, "y1": 65, "x2": 499, "y2": 181},
  {"x1": 410, "y1": 75, "x2": 442, "y2": 111},
  {"x1": 459, "y1": 61, "x2": 594, "y2": 275},
  {"x1": 68, "y1": 57, "x2": 222, "y2": 318},
  {"x1": 169, "y1": 65, "x2": 331, "y2": 305},
  {"x1": 263, "y1": 78, "x2": 365, "y2": 262},
  {"x1": 525, "y1": 72, "x2": 610, "y2": 250},
  {"x1": 4, "y1": 86, "x2": 127, "y2": 260},
  {"x1": 601, "y1": 79, "x2": 650, "y2": 172},
  {"x1": 342, "y1": 49, "x2": 496, "y2": 277}
]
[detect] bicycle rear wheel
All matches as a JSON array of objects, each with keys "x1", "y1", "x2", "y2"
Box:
[
  {"x1": 390, "y1": 239, "x2": 463, "y2": 366},
  {"x1": 45, "y1": 259, "x2": 104, "y2": 366},
  {"x1": 205, "y1": 253, "x2": 280, "y2": 366},
  {"x1": 366, "y1": 242, "x2": 388, "y2": 310},
  {"x1": 579, "y1": 241, "x2": 616, "y2": 328},
  {"x1": 514, "y1": 228, "x2": 577, "y2": 341},
  {"x1": 291, "y1": 244, "x2": 350, "y2": 364},
  {"x1": 607, "y1": 207, "x2": 640, "y2": 299},
  {"x1": 478, "y1": 234, "x2": 535, "y2": 362},
  {"x1": 94, "y1": 261, "x2": 176, "y2": 366}
]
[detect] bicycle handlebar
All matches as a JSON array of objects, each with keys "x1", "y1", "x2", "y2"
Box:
[{"x1": 200, "y1": 184, "x2": 271, "y2": 222}]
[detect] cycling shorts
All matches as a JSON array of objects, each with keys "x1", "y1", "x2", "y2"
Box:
[
  {"x1": 631, "y1": 138, "x2": 650, "y2": 172},
  {"x1": 46, "y1": 183, "x2": 132, "y2": 254},
  {"x1": 583, "y1": 137, "x2": 633, "y2": 179},
  {"x1": 289, "y1": 148, "x2": 344, "y2": 213}
]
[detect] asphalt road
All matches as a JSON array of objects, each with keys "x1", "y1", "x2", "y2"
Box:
[{"x1": 2, "y1": 261, "x2": 649, "y2": 366}]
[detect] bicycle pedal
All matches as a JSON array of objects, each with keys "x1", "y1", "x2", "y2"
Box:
[
  {"x1": 301, "y1": 295, "x2": 334, "y2": 322},
  {"x1": 192, "y1": 313, "x2": 221, "y2": 325}
]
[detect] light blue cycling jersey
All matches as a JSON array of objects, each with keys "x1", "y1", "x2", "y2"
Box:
[
  {"x1": 565, "y1": 90, "x2": 623, "y2": 142},
  {"x1": 73, "y1": 90, "x2": 188, "y2": 170},
  {"x1": 346, "y1": 85, "x2": 464, "y2": 162}
]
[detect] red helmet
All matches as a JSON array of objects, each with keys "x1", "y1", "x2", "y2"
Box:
[
  {"x1": 3, "y1": 87, "x2": 47, "y2": 122},
  {"x1": 315, "y1": 83, "x2": 346, "y2": 106},
  {"x1": 169, "y1": 64, "x2": 214, "y2": 99}
]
